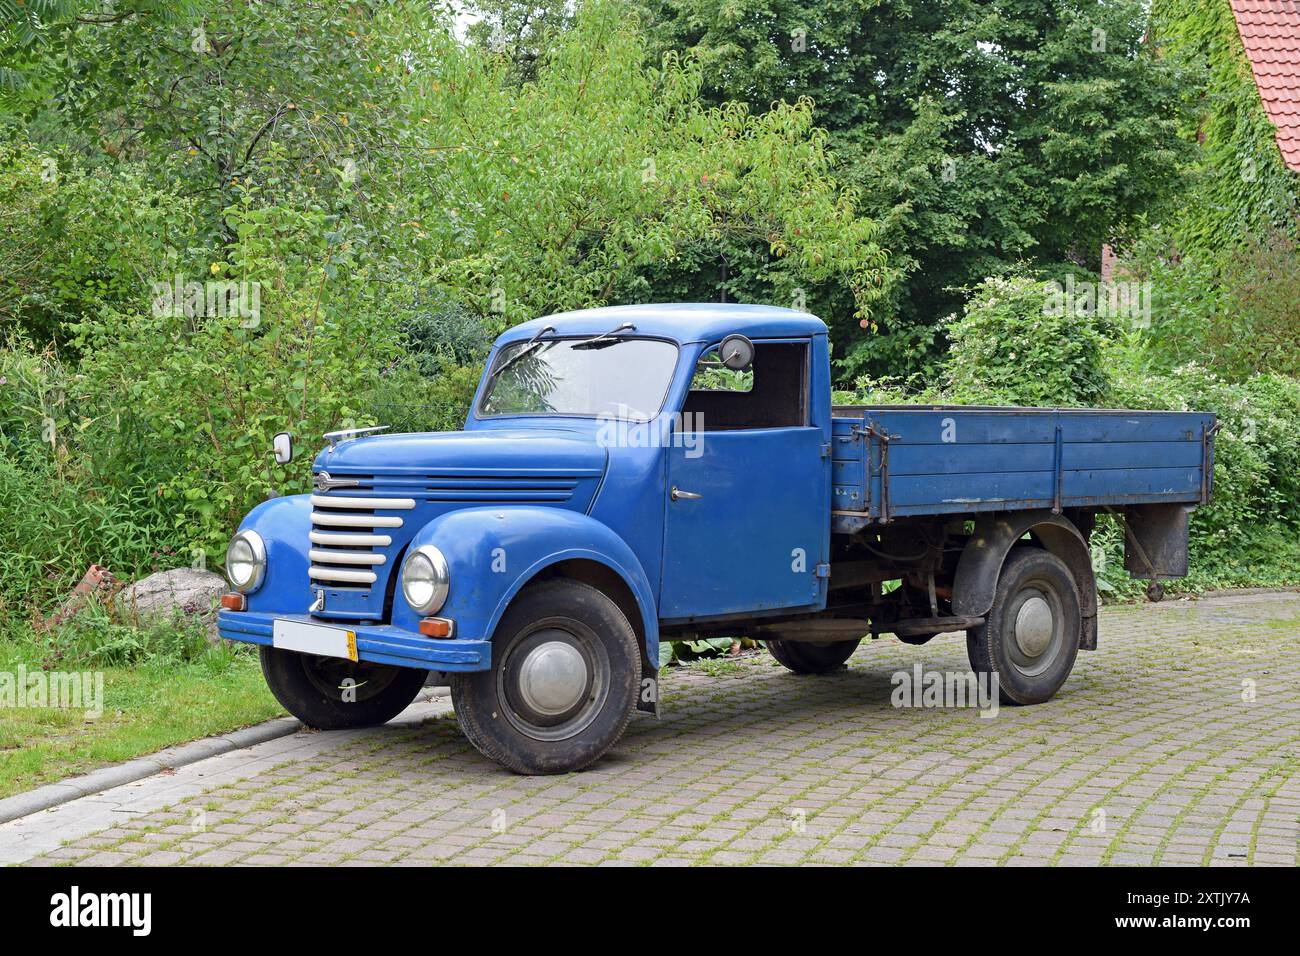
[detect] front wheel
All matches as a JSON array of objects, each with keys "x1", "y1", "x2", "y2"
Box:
[
  {"x1": 766, "y1": 637, "x2": 860, "y2": 674},
  {"x1": 966, "y1": 548, "x2": 1081, "y2": 705},
  {"x1": 451, "y1": 580, "x2": 640, "y2": 775},
  {"x1": 259, "y1": 646, "x2": 427, "y2": 730}
]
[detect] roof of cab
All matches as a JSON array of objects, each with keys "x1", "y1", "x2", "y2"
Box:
[{"x1": 496, "y1": 303, "x2": 827, "y2": 347}]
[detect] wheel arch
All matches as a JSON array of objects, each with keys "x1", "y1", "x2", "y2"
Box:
[
  {"x1": 952, "y1": 510, "x2": 1098, "y2": 650},
  {"x1": 399, "y1": 507, "x2": 660, "y2": 667},
  {"x1": 520, "y1": 558, "x2": 655, "y2": 676}
]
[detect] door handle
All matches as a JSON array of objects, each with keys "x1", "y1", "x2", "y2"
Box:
[{"x1": 671, "y1": 486, "x2": 702, "y2": 501}]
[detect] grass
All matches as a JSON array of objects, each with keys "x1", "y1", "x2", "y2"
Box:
[
  {"x1": 687, "y1": 655, "x2": 750, "y2": 678},
  {"x1": 0, "y1": 620, "x2": 282, "y2": 801}
]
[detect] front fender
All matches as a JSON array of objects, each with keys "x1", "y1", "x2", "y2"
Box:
[
  {"x1": 236, "y1": 493, "x2": 312, "y2": 613},
  {"x1": 395, "y1": 507, "x2": 660, "y2": 663}
]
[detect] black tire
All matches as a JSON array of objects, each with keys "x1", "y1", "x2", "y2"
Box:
[
  {"x1": 766, "y1": 637, "x2": 860, "y2": 674},
  {"x1": 966, "y1": 548, "x2": 1081, "y2": 705},
  {"x1": 259, "y1": 646, "x2": 427, "y2": 730},
  {"x1": 451, "y1": 580, "x2": 640, "y2": 775}
]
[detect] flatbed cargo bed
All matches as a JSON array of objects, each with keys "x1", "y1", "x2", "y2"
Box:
[{"x1": 830, "y1": 405, "x2": 1217, "y2": 532}]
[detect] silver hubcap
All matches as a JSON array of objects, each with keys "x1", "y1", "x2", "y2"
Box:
[
  {"x1": 517, "y1": 641, "x2": 589, "y2": 716},
  {"x1": 1014, "y1": 595, "x2": 1055, "y2": 657}
]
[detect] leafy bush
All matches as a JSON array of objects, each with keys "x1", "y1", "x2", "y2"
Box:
[
  {"x1": 0, "y1": 143, "x2": 197, "y2": 342},
  {"x1": 1079, "y1": 359, "x2": 1300, "y2": 598},
  {"x1": 37, "y1": 605, "x2": 215, "y2": 669},
  {"x1": 0, "y1": 343, "x2": 182, "y2": 611},
  {"x1": 1121, "y1": 227, "x2": 1300, "y2": 380},
  {"x1": 362, "y1": 357, "x2": 484, "y2": 436},
  {"x1": 401, "y1": 296, "x2": 492, "y2": 373},
  {"x1": 1210, "y1": 232, "x2": 1300, "y2": 379},
  {"x1": 1108, "y1": 363, "x2": 1300, "y2": 537},
  {"x1": 70, "y1": 190, "x2": 414, "y2": 561},
  {"x1": 942, "y1": 274, "x2": 1113, "y2": 407},
  {"x1": 1110, "y1": 229, "x2": 1220, "y2": 374},
  {"x1": 837, "y1": 265, "x2": 1300, "y2": 597}
]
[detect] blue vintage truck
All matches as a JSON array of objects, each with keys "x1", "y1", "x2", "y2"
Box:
[{"x1": 217, "y1": 304, "x2": 1217, "y2": 774}]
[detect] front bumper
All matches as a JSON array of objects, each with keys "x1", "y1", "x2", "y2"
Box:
[{"x1": 217, "y1": 610, "x2": 492, "y2": 672}]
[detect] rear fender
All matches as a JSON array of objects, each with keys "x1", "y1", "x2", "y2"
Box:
[{"x1": 952, "y1": 510, "x2": 1099, "y2": 650}]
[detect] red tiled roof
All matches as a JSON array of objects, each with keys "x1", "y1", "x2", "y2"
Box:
[{"x1": 1230, "y1": 0, "x2": 1300, "y2": 169}]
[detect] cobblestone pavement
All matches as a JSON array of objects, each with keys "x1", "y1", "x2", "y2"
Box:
[{"x1": 18, "y1": 590, "x2": 1300, "y2": 866}]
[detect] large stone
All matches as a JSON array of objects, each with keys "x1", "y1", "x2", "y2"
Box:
[{"x1": 115, "y1": 568, "x2": 227, "y2": 643}]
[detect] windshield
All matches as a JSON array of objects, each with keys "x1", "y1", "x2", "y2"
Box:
[{"x1": 478, "y1": 337, "x2": 679, "y2": 420}]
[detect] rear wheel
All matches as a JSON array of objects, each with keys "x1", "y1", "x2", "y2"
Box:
[
  {"x1": 766, "y1": 638, "x2": 860, "y2": 674},
  {"x1": 451, "y1": 580, "x2": 640, "y2": 775},
  {"x1": 259, "y1": 646, "x2": 427, "y2": 730},
  {"x1": 966, "y1": 548, "x2": 1080, "y2": 705}
]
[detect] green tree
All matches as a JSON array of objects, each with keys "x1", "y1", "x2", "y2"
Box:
[
  {"x1": 0, "y1": 1, "x2": 200, "y2": 116},
  {"x1": 387, "y1": 0, "x2": 891, "y2": 330},
  {"x1": 464, "y1": 0, "x2": 576, "y2": 83},
  {"x1": 0, "y1": 0, "x2": 894, "y2": 572},
  {"x1": 4, "y1": 0, "x2": 416, "y2": 241},
  {"x1": 0, "y1": 142, "x2": 198, "y2": 342},
  {"x1": 637, "y1": 0, "x2": 1192, "y2": 379}
]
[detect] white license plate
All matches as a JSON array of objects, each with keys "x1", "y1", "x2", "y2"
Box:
[{"x1": 272, "y1": 619, "x2": 358, "y2": 662}]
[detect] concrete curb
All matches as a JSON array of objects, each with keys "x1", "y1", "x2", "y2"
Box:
[{"x1": 0, "y1": 716, "x2": 301, "y2": 826}]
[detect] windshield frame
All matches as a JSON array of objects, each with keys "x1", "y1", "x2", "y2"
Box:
[{"x1": 473, "y1": 334, "x2": 682, "y2": 423}]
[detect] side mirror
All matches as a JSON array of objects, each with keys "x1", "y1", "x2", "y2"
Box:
[
  {"x1": 272, "y1": 432, "x2": 293, "y2": 465},
  {"x1": 719, "y1": 334, "x2": 754, "y2": 370}
]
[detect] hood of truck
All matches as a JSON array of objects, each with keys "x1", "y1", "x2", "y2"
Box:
[
  {"x1": 306, "y1": 429, "x2": 607, "y2": 622},
  {"x1": 315, "y1": 428, "x2": 607, "y2": 497}
]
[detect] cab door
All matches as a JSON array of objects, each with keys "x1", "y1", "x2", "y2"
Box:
[{"x1": 658, "y1": 340, "x2": 828, "y2": 620}]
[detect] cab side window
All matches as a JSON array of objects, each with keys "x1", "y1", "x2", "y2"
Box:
[
  {"x1": 681, "y1": 341, "x2": 808, "y2": 430},
  {"x1": 688, "y1": 347, "x2": 753, "y2": 393}
]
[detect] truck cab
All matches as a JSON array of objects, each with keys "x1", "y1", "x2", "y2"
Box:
[{"x1": 218, "y1": 303, "x2": 1215, "y2": 774}]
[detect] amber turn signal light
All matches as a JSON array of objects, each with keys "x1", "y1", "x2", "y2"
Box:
[
  {"x1": 220, "y1": 592, "x2": 247, "y2": 611},
  {"x1": 419, "y1": 618, "x2": 454, "y2": 638}
]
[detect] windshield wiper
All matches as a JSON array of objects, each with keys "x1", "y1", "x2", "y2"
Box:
[
  {"x1": 489, "y1": 325, "x2": 556, "y2": 380},
  {"x1": 571, "y1": 322, "x2": 636, "y2": 350}
]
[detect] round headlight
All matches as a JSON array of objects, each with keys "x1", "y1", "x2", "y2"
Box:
[
  {"x1": 225, "y1": 530, "x2": 266, "y2": 594},
  {"x1": 402, "y1": 545, "x2": 449, "y2": 615}
]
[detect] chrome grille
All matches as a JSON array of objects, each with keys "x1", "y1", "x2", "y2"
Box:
[{"x1": 307, "y1": 484, "x2": 414, "y2": 588}]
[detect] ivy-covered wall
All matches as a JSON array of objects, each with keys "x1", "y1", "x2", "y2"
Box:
[{"x1": 1150, "y1": 0, "x2": 1300, "y2": 250}]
